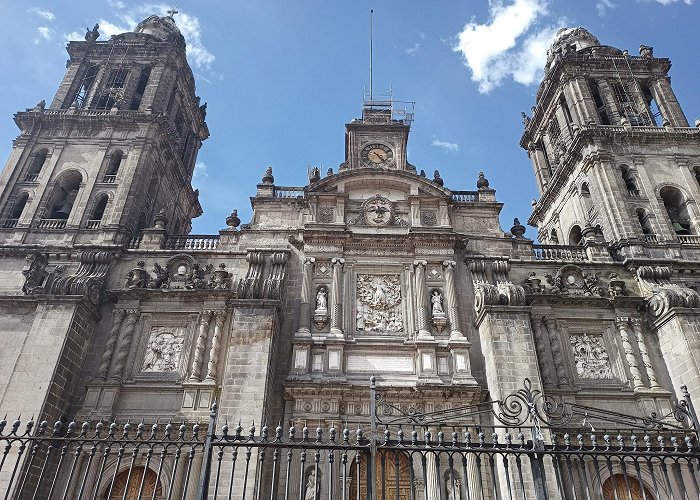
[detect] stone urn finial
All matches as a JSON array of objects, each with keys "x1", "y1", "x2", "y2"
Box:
[
  {"x1": 226, "y1": 209, "x2": 241, "y2": 229},
  {"x1": 419, "y1": 169, "x2": 426, "y2": 177},
  {"x1": 261, "y1": 166, "x2": 274, "y2": 185},
  {"x1": 152, "y1": 209, "x2": 167, "y2": 229},
  {"x1": 327, "y1": 167, "x2": 333, "y2": 176},
  {"x1": 510, "y1": 218, "x2": 526, "y2": 238},
  {"x1": 477, "y1": 171, "x2": 490, "y2": 190}
]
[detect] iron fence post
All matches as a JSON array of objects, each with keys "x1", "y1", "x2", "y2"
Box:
[
  {"x1": 681, "y1": 385, "x2": 700, "y2": 434},
  {"x1": 198, "y1": 402, "x2": 218, "y2": 500},
  {"x1": 369, "y1": 376, "x2": 377, "y2": 500},
  {"x1": 526, "y1": 396, "x2": 549, "y2": 500}
]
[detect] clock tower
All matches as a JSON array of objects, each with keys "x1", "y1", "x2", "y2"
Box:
[{"x1": 340, "y1": 92, "x2": 414, "y2": 171}]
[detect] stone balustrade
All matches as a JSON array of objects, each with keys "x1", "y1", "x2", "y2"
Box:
[
  {"x1": 37, "y1": 218, "x2": 67, "y2": 230},
  {"x1": 165, "y1": 234, "x2": 220, "y2": 251},
  {"x1": 451, "y1": 191, "x2": 478, "y2": 203},
  {"x1": 273, "y1": 186, "x2": 305, "y2": 198},
  {"x1": 532, "y1": 244, "x2": 587, "y2": 261}
]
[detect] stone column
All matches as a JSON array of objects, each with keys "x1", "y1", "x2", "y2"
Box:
[
  {"x1": 531, "y1": 317, "x2": 555, "y2": 387},
  {"x1": 414, "y1": 260, "x2": 432, "y2": 340},
  {"x1": 425, "y1": 449, "x2": 440, "y2": 500},
  {"x1": 329, "y1": 258, "x2": 345, "y2": 337},
  {"x1": 442, "y1": 261, "x2": 464, "y2": 340},
  {"x1": 95, "y1": 309, "x2": 126, "y2": 380},
  {"x1": 616, "y1": 317, "x2": 644, "y2": 390},
  {"x1": 630, "y1": 318, "x2": 661, "y2": 389},
  {"x1": 543, "y1": 317, "x2": 569, "y2": 387},
  {"x1": 465, "y1": 454, "x2": 481, "y2": 500},
  {"x1": 189, "y1": 310, "x2": 213, "y2": 381},
  {"x1": 204, "y1": 311, "x2": 225, "y2": 382},
  {"x1": 297, "y1": 257, "x2": 315, "y2": 336},
  {"x1": 108, "y1": 309, "x2": 139, "y2": 381}
]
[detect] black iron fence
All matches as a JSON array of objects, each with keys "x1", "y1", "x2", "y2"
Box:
[{"x1": 1, "y1": 379, "x2": 699, "y2": 499}]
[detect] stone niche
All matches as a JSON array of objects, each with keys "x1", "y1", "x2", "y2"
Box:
[{"x1": 355, "y1": 273, "x2": 404, "y2": 334}]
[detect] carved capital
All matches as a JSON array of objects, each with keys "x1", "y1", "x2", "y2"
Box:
[
  {"x1": 615, "y1": 317, "x2": 629, "y2": 329},
  {"x1": 413, "y1": 260, "x2": 428, "y2": 268},
  {"x1": 304, "y1": 257, "x2": 316, "y2": 265},
  {"x1": 331, "y1": 257, "x2": 345, "y2": 266},
  {"x1": 442, "y1": 260, "x2": 457, "y2": 270}
]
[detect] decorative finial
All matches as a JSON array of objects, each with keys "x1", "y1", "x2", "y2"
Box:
[
  {"x1": 510, "y1": 218, "x2": 526, "y2": 239},
  {"x1": 261, "y1": 166, "x2": 274, "y2": 185},
  {"x1": 84, "y1": 23, "x2": 100, "y2": 42},
  {"x1": 433, "y1": 170, "x2": 444, "y2": 187},
  {"x1": 34, "y1": 100, "x2": 46, "y2": 112},
  {"x1": 166, "y1": 8, "x2": 179, "y2": 18},
  {"x1": 639, "y1": 44, "x2": 653, "y2": 58},
  {"x1": 476, "y1": 172, "x2": 489, "y2": 190},
  {"x1": 152, "y1": 208, "x2": 168, "y2": 229},
  {"x1": 309, "y1": 166, "x2": 320, "y2": 184},
  {"x1": 226, "y1": 209, "x2": 241, "y2": 229},
  {"x1": 327, "y1": 167, "x2": 333, "y2": 177},
  {"x1": 419, "y1": 169, "x2": 426, "y2": 177}
]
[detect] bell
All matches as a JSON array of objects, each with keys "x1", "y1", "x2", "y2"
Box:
[
  {"x1": 672, "y1": 221, "x2": 690, "y2": 235},
  {"x1": 53, "y1": 200, "x2": 73, "y2": 219}
]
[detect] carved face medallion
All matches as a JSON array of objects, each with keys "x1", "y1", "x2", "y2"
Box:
[{"x1": 363, "y1": 196, "x2": 393, "y2": 227}]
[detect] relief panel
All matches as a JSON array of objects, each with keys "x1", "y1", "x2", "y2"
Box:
[
  {"x1": 569, "y1": 333, "x2": 614, "y2": 380},
  {"x1": 355, "y1": 274, "x2": 404, "y2": 333}
]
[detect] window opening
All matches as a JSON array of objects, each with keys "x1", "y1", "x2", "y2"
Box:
[
  {"x1": 26, "y1": 149, "x2": 48, "y2": 181},
  {"x1": 74, "y1": 64, "x2": 98, "y2": 108},
  {"x1": 560, "y1": 94, "x2": 574, "y2": 125},
  {"x1": 550, "y1": 228, "x2": 559, "y2": 244},
  {"x1": 660, "y1": 186, "x2": 692, "y2": 235},
  {"x1": 641, "y1": 83, "x2": 662, "y2": 126},
  {"x1": 568, "y1": 225, "x2": 583, "y2": 245},
  {"x1": 588, "y1": 79, "x2": 610, "y2": 125},
  {"x1": 130, "y1": 67, "x2": 151, "y2": 110}
]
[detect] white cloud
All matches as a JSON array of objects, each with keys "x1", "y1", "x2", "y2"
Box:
[
  {"x1": 63, "y1": 31, "x2": 83, "y2": 42},
  {"x1": 452, "y1": 0, "x2": 563, "y2": 93},
  {"x1": 597, "y1": 0, "x2": 615, "y2": 15},
  {"x1": 194, "y1": 162, "x2": 208, "y2": 178},
  {"x1": 96, "y1": 19, "x2": 131, "y2": 38},
  {"x1": 648, "y1": 0, "x2": 693, "y2": 4},
  {"x1": 35, "y1": 26, "x2": 53, "y2": 44},
  {"x1": 107, "y1": 0, "x2": 127, "y2": 8},
  {"x1": 27, "y1": 7, "x2": 55, "y2": 21},
  {"x1": 432, "y1": 140, "x2": 459, "y2": 152},
  {"x1": 405, "y1": 42, "x2": 420, "y2": 56}
]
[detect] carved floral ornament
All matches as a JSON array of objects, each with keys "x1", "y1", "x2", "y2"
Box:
[
  {"x1": 125, "y1": 258, "x2": 232, "y2": 291},
  {"x1": 522, "y1": 265, "x2": 626, "y2": 298}
]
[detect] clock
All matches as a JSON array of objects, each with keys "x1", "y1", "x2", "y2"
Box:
[{"x1": 361, "y1": 143, "x2": 393, "y2": 166}]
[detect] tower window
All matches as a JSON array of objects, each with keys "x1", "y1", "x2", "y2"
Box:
[
  {"x1": 538, "y1": 139, "x2": 553, "y2": 178},
  {"x1": 611, "y1": 81, "x2": 649, "y2": 126},
  {"x1": 559, "y1": 94, "x2": 574, "y2": 125},
  {"x1": 568, "y1": 225, "x2": 583, "y2": 245},
  {"x1": 5, "y1": 193, "x2": 29, "y2": 228},
  {"x1": 106, "y1": 68, "x2": 129, "y2": 89},
  {"x1": 104, "y1": 150, "x2": 123, "y2": 181},
  {"x1": 660, "y1": 186, "x2": 692, "y2": 235},
  {"x1": 581, "y1": 182, "x2": 590, "y2": 196},
  {"x1": 621, "y1": 165, "x2": 639, "y2": 195},
  {"x1": 588, "y1": 79, "x2": 610, "y2": 125},
  {"x1": 130, "y1": 67, "x2": 151, "y2": 110},
  {"x1": 641, "y1": 83, "x2": 662, "y2": 126},
  {"x1": 26, "y1": 149, "x2": 48, "y2": 181},
  {"x1": 550, "y1": 228, "x2": 559, "y2": 244},
  {"x1": 636, "y1": 208, "x2": 653, "y2": 235},
  {"x1": 89, "y1": 195, "x2": 108, "y2": 227},
  {"x1": 46, "y1": 170, "x2": 82, "y2": 221},
  {"x1": 74, "y1": 64, "x2": 98, "y2": 108}
]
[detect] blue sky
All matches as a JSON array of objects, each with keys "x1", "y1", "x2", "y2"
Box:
[{"x1": 0, "y1": 0, "x2": 698, "y2": 238}]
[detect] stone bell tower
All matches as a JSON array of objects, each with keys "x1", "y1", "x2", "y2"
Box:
[
  {"x1": 522, "y1": 28, "x2": 700, "y2": 258},
  {"x1": 0, "y1": 15, "x2": 208, "y2": 247}
]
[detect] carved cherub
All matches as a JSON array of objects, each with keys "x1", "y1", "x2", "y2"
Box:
[{"x1": 149, "y1": 263, "x2": 169, "y2": 289}]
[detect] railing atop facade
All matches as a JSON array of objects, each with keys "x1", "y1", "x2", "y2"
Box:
[
  {"x1": 23, "y1": 173, "x2": 39, "y2": 182},
  {"x1": 0, "y1": 379, "x2": 698, "y2": 500},
  {"x1": 101, "y1": 174, "x2": 117, "y2": 183},
  {"x1": 2, "y1": 219, "x2": 18, "y2": 229},
  {"x1": 165, "y1": 234, "x2": 220, "y2": 251},
  {"x1": 644, "y1": 233, "x2": 659, "y2": 244},
  {"x1": 41, "y1": 108, "x2": 142, "y2": 119},
  {"x1": 273, "y1": 186, "x2": 305, "y2": 198},
  {"x1": 627, "y1": 189, "x2": 641, "y2": 197},
  {"x1": 127, "y1": 234, "x2": 143, "y2": 249},
  {"x1": 678, "y1": 234, "x2": 700, "y2": 245},
  {"x1": 451, "y1": 191, "x2": 479, "y2": 203},
  {"x1": 532, "y1": 244, "x2": 587, "y2": 261},
  {"x1": 85, "y1": 219, "x2": 101, "y2": 229},
  {"x1": 36, "y1": 218, "x2": 67, "y2": 230}
]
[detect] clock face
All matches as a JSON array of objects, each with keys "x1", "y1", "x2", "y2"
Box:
[{"x1": 361, "y1": 143, "x2": 394, "y2": 166}]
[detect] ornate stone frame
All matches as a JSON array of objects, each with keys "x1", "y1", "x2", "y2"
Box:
[
  {"x1": 564, "y1": 320, "x2": 624, "y2": 388},
  {"x1": 350, "y1": 264, "x2": 408, "y2": 339}
]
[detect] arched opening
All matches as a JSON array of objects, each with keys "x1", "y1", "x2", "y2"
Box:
[
  {"x1": 550, "y1": 228, "x2": 559, "y2": 244},
  {"x1": 694, "y1": 166, "x2": 700, "y2": 187},
  {"x1": 26, "y1": 149, "x2": 48, "y2": 181},
  {"x1": 602, "y1": 474, "x2": 653, "y2": 500},
  {"x1": 660, "y1": 186, "x2": 692, "y2": 235},
  {"x1": 104, "y1": 467, "x2": 162, "y2": 500},
  {"x1": 444, "y1": 469, "x2": 463, "y2": 500},
  {"x1": 350, "y1": 451, "x2": 413, "y2": 500},
  {"x1": 5, "y1": 193, "x2": 28, "y2": 228},
  {"x1": 104, "y1": 150, "x2": 123, "y2": 181},
  {"x1": 621, "y1": 165, "x2": 639, "y2": 195},
  {"x1": 641, "y1": 82, "x2": 662, "y2": 126},
  {"x1": 88, "y1": 195, "x2": 108, "y2": 228},
  {"x1": 46, "y1": 170, "x2": 82, "y2": 222},
  {"x1": 568, "y1": 225, "x2": 583, "y2": 245},
  {"x1": 636, "y1": 208, "x2": 653, "y2": 235},
  {"x1": 581, "y1": 182, "x2": 590, "y2": 196}
]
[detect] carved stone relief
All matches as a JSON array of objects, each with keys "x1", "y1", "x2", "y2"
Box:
[
  {"x1": 420, "y1": 210, "x2": 438, "y2": 227},
  {"x1": 142, "y1": 328, "x2": 185, "y2": 372},
  {"x1": 349, "y1": 195, "x2": 408, "y2": 227},
  {"x1": 355, "y1": 274, "x2": 404, "y2": 333},
  {"x1": 569, "y1": 333, "x2": 613, "y2": 380},
  {"x1": 318, "y1": 207, "x2": 334, "y2": 223}
]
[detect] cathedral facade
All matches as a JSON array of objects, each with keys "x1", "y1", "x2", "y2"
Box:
[{"x1": 0, "y1": 15, "x2": 699, "y2": 499}]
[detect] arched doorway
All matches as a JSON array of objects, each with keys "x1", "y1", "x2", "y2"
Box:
[
  {"x1": 602, "y1": 474, "x2": 653, "y2": 500},
  {"x1": 105, "y1": 467, "x2": 162, "y2": 500},
  {"x1": 350, "y1": 451, "x2": 413, "y2": 500}
]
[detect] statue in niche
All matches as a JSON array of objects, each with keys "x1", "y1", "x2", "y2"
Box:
[
  {"x1": 431, "y1": 290, "x2": 444, "y2": 316},
  {"x1": 316, "y1": 287, "x2": 327, "y2": 311},
  {"x1": 305, "y1": 470, "x2": 317, "y2": 500}
]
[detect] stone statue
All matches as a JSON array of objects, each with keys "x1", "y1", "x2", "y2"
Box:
[
  {"x1": 521, "y1": 111, "x2": 531, "y2": 127},
  {"x1": 149, "y1": 263, "x2": 169, "y2": 289},
  {"x1": 639, "y1": 44, "x2": 653, "y2": 58},
  {"x1": 316, "y1": 287, "x2": 327, "y2": 311},
  {"x1": 142, "y1": 332, "x2": 183, "y2": 372},
  {"x1": 304, "y1": 471, "x2": 317, "y2": 500},
  {"x1": 125, "y1": 261, "x2": 149, "y2": 289},
  {"x1": 84, "y1": 23, "x2": 100, "y2": 42},
  {"x1": 431, "y1": 290, "x2": 444, "y2": 315}
]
